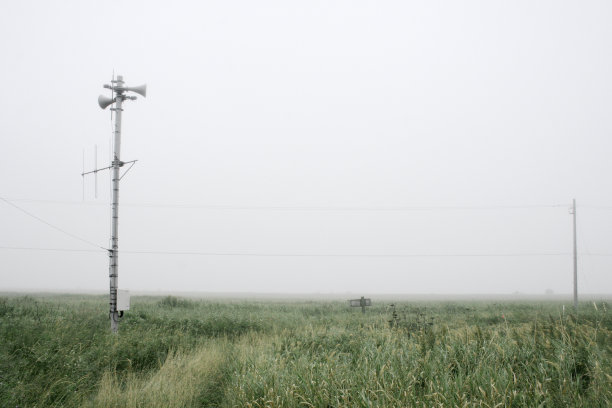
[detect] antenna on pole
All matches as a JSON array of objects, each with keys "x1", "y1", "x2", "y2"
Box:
[
  {"x1": 92, "y1": 74, "x2": 146, "y2": 333},
  {"x1": 94, "y1": 145, "x2": 98, "y2": 199},
  {"x1": 82, "y1": 149, "x2": 85, "y2": 201}
]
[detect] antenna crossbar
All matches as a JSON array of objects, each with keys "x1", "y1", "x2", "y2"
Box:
[{"x1": 81, "y1": 160, "x2": 137, "y2": 177}]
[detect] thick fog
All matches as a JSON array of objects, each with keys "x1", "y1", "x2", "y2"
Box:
[{"x1": 1, "y1": 1, "x2": 611, "y2": 295}]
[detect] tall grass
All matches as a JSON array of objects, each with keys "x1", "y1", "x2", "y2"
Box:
[
  {"x1": 226, "y1": 319, "x2": 611, "y2": 406},
  {"x1": 1, "y1": 295, "x2": 610, "y2": 407},
  {"x1": 88, "y1": 341, "x2": 229, "y2": 408}
]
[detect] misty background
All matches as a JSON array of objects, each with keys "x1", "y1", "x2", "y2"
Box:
[{"x1": 1, "y1": 1, "x2": 611, "y2": 295}]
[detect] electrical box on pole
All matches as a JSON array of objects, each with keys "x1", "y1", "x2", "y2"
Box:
[{"x1": 117, "y1": 289, "x2": 131, "y2": 312}]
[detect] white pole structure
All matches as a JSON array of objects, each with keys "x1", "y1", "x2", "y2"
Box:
[
  {"x1": 572, "y1": 198, "x2": 578, "y2": 312},
  {"x1": 98, "y1": 75, "x2": 146, "y2": 333},
  {"x1": 109, "y1": 88, "x2": 123, "y2": 333}
]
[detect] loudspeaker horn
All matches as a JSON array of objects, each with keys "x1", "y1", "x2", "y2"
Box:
[
  {"x1": 98, "y1": 95, "x2": 115, "y2": 109},
  {"x1": 126, "y1": 84, "x2": 147, "y2": 98}
]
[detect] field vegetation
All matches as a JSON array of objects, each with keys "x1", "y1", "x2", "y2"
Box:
[{"x1": 1, "y1": 294, "x2": 611, "y2": 407}]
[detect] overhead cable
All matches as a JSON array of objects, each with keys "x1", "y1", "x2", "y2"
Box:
[
  {"x1": 1, "y1": 198, "x2": 569, "y2": 212},
  {"x1": 0, "y1": 246, "x2": 589, "y2": 257},
  {"x1": 0, "y1": 197, "x2": 107, "y2": 251}
]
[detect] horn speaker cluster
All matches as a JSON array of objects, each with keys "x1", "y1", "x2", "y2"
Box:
[{"x1": 98, "y1": 81, "x2": 147, "y2": 110}]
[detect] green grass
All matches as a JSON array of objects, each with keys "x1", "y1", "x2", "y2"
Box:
[{"x1": 1, "y1": 294, "x2": 611, "y2": 407}]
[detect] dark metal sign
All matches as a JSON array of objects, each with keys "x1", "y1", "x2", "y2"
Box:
[
  {"x1": 350, "y1": 296, "x2": 372, "y2": 313},
  {"x1": 350, "y1": 298, "x2": 371, "y2": 307}
]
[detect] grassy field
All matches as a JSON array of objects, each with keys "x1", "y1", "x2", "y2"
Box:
[{"x1": 1, "y1": 294, "x2": 611, "y2": 407}]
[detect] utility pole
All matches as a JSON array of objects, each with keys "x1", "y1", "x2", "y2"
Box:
[
  {"x1": 97, "y1": 75, "x2": 146, "y2": 333},
  {"x1": 571, "y1": 198, "x2": 578, "y2": 312}
]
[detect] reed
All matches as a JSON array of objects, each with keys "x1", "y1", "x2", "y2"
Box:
[{"x1": 1, "y1": 295, "x2": 610, "y2": 407}]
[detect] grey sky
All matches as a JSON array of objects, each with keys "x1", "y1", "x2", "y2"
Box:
[{"x1": 1, "y1": 0, "x2": 611, "y2": 294}]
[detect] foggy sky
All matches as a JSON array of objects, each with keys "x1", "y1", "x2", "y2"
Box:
[{"x1": 1, "y1": 0, "x2": 611, "y2": 294}]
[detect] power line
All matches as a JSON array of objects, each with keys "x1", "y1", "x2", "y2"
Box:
[
  {"x1": 0, "y1": 246, "x2": 584, "y2": 257},
  {"x1": 3, "y1": 198, "x2": 105, "y2": 206},
  {"x1": 0, "y1": 197, "x2": 107, "y2": 251},
  {"x1": 0, "y1": 246, "x2": 103, "y2": 254},
  {"x1": 121, "y1": 204, "x2": 567, "y2": 212},
  {"x1": 122, "y1": 250, "x2": 574, "y2": 257},
  {"x1": 1, "y1": 198, "x2": 569, "y2": 212}
]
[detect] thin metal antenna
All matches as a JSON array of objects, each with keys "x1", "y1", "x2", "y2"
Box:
[
  {"x1": 110, "y1": 71, "x2": 115, "y2": 123},
  {"x1": 94, "y1": 145, "x2": 98, "y2": 199},
  {"x1": 110, "y1": 70, "x2": 114, "y2": 251},
  {"x1": 108, "y1": 137, "x2": 112, "y2": 247},
  {"x1": 82, "y1": 149, "x2": 85, "y2": 201}
]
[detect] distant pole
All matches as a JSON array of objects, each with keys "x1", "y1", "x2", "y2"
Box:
[
  {"x1": 361, "y1": 296, "x2": 366, "y2": 314},
  {"x1": 572, "y1": 198, "x2": 578, "y2": 312},
  {"x1": 98, "y1": 75, "x2": 146, "y2": 333}
]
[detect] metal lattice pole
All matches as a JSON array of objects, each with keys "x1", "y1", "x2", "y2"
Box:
[
  {"x1": 109, "y1": 78, "x2": 124, "y2": 333},
  {"x1": 97, "y1": 75, "x2": 146, "y2": 333}
]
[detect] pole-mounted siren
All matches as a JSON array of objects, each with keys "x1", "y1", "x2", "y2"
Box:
[
  {"x1": 98, "y1": 83, "x2": 147, "y2": 109},
  {"x1": 125, "y1": 84, "x2": 147, "y2": 98},
  {"x1": 98, "y1": 95, "x2": 115, "y2": 110}
]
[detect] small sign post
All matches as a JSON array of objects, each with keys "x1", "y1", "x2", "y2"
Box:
[{"x1": 350, "y1": 296, "x2": 372, "y2": 314}]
